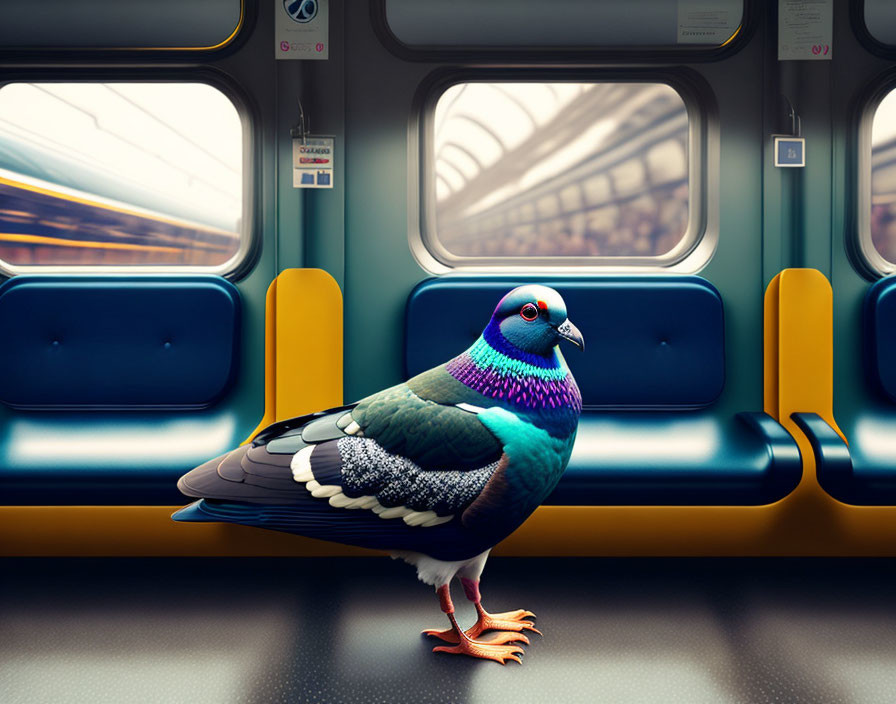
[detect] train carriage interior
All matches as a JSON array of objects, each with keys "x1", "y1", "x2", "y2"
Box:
[{"x1": 4, "y1": 0, "x2": 896, "y2": 702}]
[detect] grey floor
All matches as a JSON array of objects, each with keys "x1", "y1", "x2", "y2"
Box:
[{"x1": 2, "y1": 557, "x2": 896, "y2": 704}]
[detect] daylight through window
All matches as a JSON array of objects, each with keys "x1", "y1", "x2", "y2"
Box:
[
  {"x1": 870, "y1": 89, "x2": 896, "y2": 265},
  {"x1": 428, "y1": 81, "x2": 692, "y2": 263},
  {"x1": 0, "y1": 82, "x2": 244, "y2": 270}
]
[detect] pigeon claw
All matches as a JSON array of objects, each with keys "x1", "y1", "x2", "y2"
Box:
[
  {"x1": 467, "y1": 608, "x2": 540, "y2": 640},
  {"x1": 478, "y1": 630, "x2": 531, "y2": 646},
  {"x1": 432, "y1": 639, "x2": 525, "y2": 665}
]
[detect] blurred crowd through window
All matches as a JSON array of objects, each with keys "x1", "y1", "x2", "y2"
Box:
[
  {"x1": 430, "y1": 82, "x2": 691, "y2": 261},
  {"x1": 871, "y1": 89, "x2": 896, "y2": 265}
]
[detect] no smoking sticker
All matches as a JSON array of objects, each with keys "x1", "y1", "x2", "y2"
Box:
[{"x1": 275, "y1": 0, "x2": 329, "y2": 60}]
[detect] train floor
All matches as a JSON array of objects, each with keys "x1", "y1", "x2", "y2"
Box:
[{"x1": 2, "y1": 556, "x2": 896, "y2": 703}]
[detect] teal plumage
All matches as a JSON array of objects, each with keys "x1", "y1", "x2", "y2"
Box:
[
  {"x1": 173, "y1": 284, "x2": 584, "y2": 663},
  {"x1": 462, "y1": 406, "x2": 575, "y2": 536}
]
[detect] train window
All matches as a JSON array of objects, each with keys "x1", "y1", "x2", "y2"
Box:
[
  {"x1": 864, "y1": 0, "x2": 896, "y2": 47},
  {"x1": 865, "y1": 88, "x2": 896, "y2": 272},
  {"x1": 384, "y1": 0, "x2": 743, "y2": 49},
  {"x1": 0, "y1": 82, "x2": 247, "y2": 273},
  {"x1": 421, "y1": 81, "x2": 697, "y2": 267},
  {"x1": 0, "y1": 0, "x2": 242, "y2": 51}
]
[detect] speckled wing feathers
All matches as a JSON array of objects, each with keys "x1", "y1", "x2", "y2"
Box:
[{"x1": 307, "y1": 436, "x2": 500, "y2": 515}]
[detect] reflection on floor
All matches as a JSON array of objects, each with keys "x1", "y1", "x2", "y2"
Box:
[{"x1": 2, "y1": 557, "x2": 896, "y2": 703}]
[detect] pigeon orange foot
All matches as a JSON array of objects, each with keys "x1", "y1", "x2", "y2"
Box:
[
  {"x1": 432, "y1": 623, "x2": 526, "y2": 665},
  {"x1": 424, "y1": 581, "x2": 538, "y2": 662},
  {"x1": 423, "y1": 604, "x2": 538, "y2": 644}
]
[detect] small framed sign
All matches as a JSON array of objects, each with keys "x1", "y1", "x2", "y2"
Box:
[
  {"x1": 293, "y1": 136, "x2": 334, "y2": 188},
  {"x1": 774, "y1": 137, "x2": 805, "y2": 168}
]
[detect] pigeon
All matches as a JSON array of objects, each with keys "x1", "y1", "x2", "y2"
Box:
[{"x1": 173, "y1": 284, "x2": 583, "y2": 664}]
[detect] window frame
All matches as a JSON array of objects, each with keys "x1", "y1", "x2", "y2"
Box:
[
  {"x1": 0, "y1": 70, "x2": 259, "y2": 280},
  {"x1": 0, "y1": 0, "x2": 251, "y2": 58},
  {"x1": 372, "y1": 0, "x2": 755, "y2": 64},
  {"x1": 852, "y1": 74, "x2": 896, "y2": 278},
  {"x1": 409, "y1": 68, "x2": 716, "y2": 274},
  {"x1": 851, "y1": 0, "x2": 896, "y2": 61}
]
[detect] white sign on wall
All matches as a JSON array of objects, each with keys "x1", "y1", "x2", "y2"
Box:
[
  {"x1": 293, "y1": 136, "x2": 334, "y2": 189},
  {"x1": 275, "y1": 0, "x2": 329, "y2": 60},
  {"x1": 779, "y1": 0, "x2": 833, "y2": 61}
]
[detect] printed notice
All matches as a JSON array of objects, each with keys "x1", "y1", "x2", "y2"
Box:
[
  {"x1": 677, "y1": 0, "x2": 739, "y2": 45},
  {"x1": 779, "y1": 0, "x2": 833, "y2": 60},
  {"x1": 276, "y1": 0, "x2": 328, "y2": 61},
  {"x1": 293, "y1": 136, "x2": 334, "y2": 189}
]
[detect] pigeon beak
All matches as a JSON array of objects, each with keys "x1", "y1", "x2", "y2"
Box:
[{"x1": 555, "y1": 319, "x2": 584, "y2": 351}]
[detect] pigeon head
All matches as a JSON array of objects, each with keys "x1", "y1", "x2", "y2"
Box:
[
  {"x1": 487, "y1": 285, "x2": 584, "y2": 358},
  {"x1": 446, "y1": 284, "x2": 583, "y2": 424}
]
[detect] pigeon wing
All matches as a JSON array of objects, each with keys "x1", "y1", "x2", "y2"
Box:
[
  {"x1": 349, "y1": 365, "x2": 503, "y2": 470},
  {"x1": 177, "y1": 401, "x2": 505, "y2": 522}
]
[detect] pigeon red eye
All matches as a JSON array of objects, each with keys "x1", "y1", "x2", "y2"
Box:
[{"x1": 520, "y1": 303, "x2": 539, "y2": 321}]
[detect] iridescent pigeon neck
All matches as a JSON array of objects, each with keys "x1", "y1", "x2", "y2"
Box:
[{"x1": 445, "y1": 323, "x2": 582, "y2": 416}]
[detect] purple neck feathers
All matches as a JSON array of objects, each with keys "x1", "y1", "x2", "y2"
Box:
[{"x1": 445, "y1": 326, "x2": 582, "y2": 416}]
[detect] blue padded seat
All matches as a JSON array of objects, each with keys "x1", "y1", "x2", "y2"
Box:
[
  {"x1": 0, "y1": 276, "x2": 246, "y2": 505},
  {"x1": 406, "y1": 277, "x2": 801, "y2": 505},
  {"x1": 865, "y1": 276, "x2": 896, "y2": 404},
  {"x1": 0, "y1": 276, "x2": 240, "y2": 409},
  {"x1": 792, "y1": 409, "x2": 896, "y2": 506},
  {"x1": 551, "y1": 411, "x2": 799, "y2": 505},
  {"x1": 804, "y1": 277, "x2": 896, "y2": 504}
]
